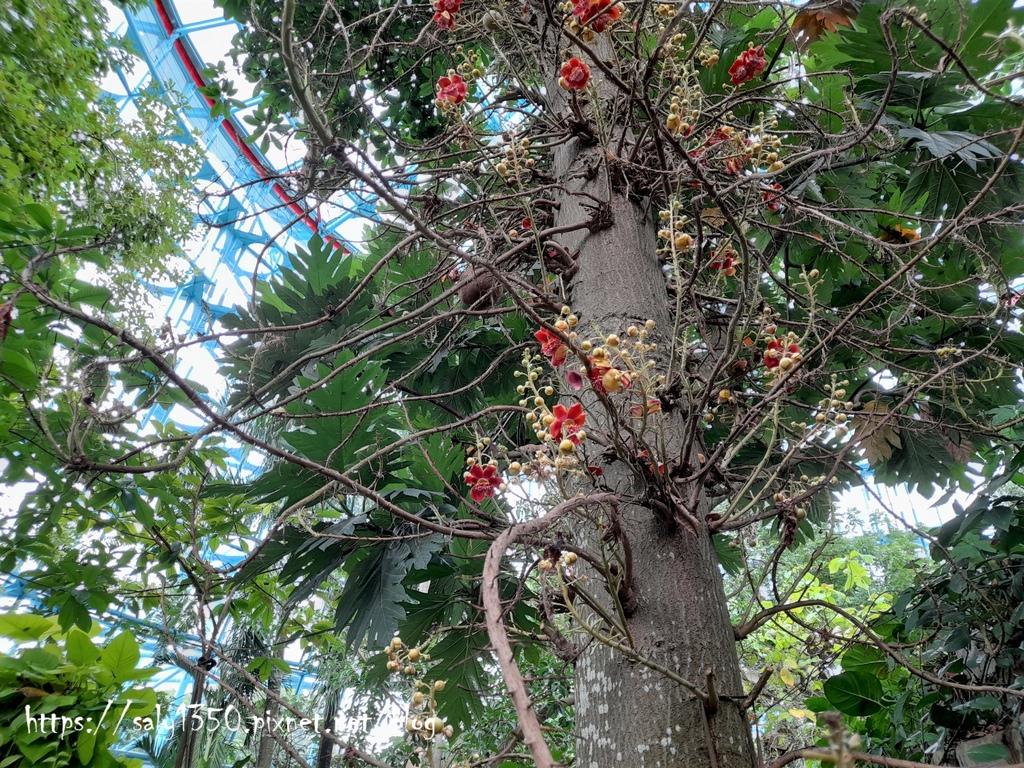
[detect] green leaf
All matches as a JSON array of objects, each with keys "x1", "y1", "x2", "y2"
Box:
[
  {"x1": 967, "y1": 743, "x2": 1008, "y2": 763},
  {"x1": 823, "y1": 671, "x2": 884, "y2": 716},
  {"x1": 0, "y1": 348, "x2": 38, "y2": 390},
  {"x1": 69, "y1": 280, "x2": 113, "y2": 309},
  {"x1": 956, "y1": 0, "x2": 1023, "y2": 74},
  {"x1": 427, "y1": 627, "x2": 489, "y2": 729},
  {"x1": 22, "y1": 203, "x2": 54, "y2": 231},
  {"x1": 714, "y1": 535, "x2": 743, "y2": 576},
  {"x1": 77, "y1": 723, "x2": 98, "y2": 764},
  {"x1": 840, "y1": 645, "x2": 887, "y2": 676},
  {"x1": 100, "y1": 632, "x2": 141, "y2": 680},
  {"x1": 805, "y1": 696, "x2": 832, "y2": 712},
  {"x1": 20, "y1": 647, "x2": 60, "y2": 672},
  {"x1": 66, "y1": 628, "x2": 101, "y2": 666},
  {"x1": 334, "y1": 545, "x2": 409, "y2": 649},
  {"x1": 0, "y1": 613, "x2": 58, "y2": 641}
]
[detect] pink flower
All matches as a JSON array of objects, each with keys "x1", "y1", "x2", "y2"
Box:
[
  {"x1": 465, "y1": 464, "x2": 503, "y2": 501},
  {"x1": 566, "y1": 370, "x2": 584, "y2": 390},
  {"x1": 587, "y1": 358, "x2": 631, "y2": 394},
  {"x1": 437, "y1": 74, "x2": 467, "y2": 105},
  {"x1": 559, "y1": 58, "x2": 590, "y2": 90},
  {"x1": 550, "y1": 403, "x2": 586, "y2": 444},
  {"x1": 535, "y1": 328, "x2": 568, "y2": 366},
  {"x1": 571, "y1": 0, "x2": 621, "y2": 32},
  {"x1": 729, "y1": 46, "x2": 767, "y2": 86},
  {"x1": 433, "y1": 0, "x2": 461, "y2": 29},
  {"x1": 630, "y1": 399, "x2": 662, "y2": 418}
]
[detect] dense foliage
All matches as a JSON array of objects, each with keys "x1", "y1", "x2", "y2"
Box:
[
  {"x1": 2, "y1": 0, "x2": 1024, "y2": 765},
  {"x1": 0, "y1": 0, "x2": 199, "y2": 299},
  {"x1": 0, "y1": 613, "x2": 158, "y2": 768}
]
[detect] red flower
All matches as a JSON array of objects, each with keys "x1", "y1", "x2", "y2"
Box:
[
  {"x1": 630, "y1": 399, "x2": 662, "y2": 418},
  {"x1": 706, "y1": 127, "x2": 732, "y2": 148},
  {"x1": 522, "y1": 217, "x2": 532, "y2": 229},
  {"x1": 535, "y1": 328, "x2": 568, "y2": 366},
  {"x1": 465, "y1": 464, "x2": 503, "y2": 501},
  {"x1": 764, "y1": 183, "x2": 783, "y2": 211},
  {"x1": 763, "y1": 339, "x2": 800, "y2": 369},
  {"x1": 587, "y1": 358, "x2": 631, "y2": 394},
  {"x1": 710, "y1": 247, "x2": 739, "y2": 276},
  {"x1": 690, "y1": 128, "x2": 733, "y2": 167},
  {"x1": 433, "y1": 0, "x2": 461, "y2": 29},
  {"x1": 571, "y1": 0, "x2": 621, "y2": 32},
  {"x1": 729, "y1": 46, "x2": 767, "y2": 86},
  {"x1": 636, "y1": 450, "x2": 666, "y2": 474},
  {"x1": 559, "y1": 58, "x2": 591, "y2": 91},
  {"x1": 437, "y1": 74, "x2": 467, "y2": 105},
  {"x1": 550, "y1": 403, "x2": 587, "y2": 444}
]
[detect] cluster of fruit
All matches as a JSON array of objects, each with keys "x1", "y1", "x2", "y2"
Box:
[
  {"x1": 538, "y1": 549, "x2": 578, "y2": 572},
  {"x1": 664, "y1": 75, "x2": 704, "y2": 137},
  {"x1": 814, "y1": 379, "x2": 854, "y2": 438},
  {"x1": 385, "y1": 637, "x2": 455, "y2": 741},
  {"x1": 495, "y1": 136, "x2": 534, "y2": 184}
]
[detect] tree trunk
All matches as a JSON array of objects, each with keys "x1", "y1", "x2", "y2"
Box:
[
  {"x1": 556, "y1": 135, "x2": 757, "y2": 767},
  {"x1": 174, "y1": 671, "x2": 205, "y2": 768},
  {"x1": 315, "y1": 690, "x2": 339, "y2": 768},
  {"x1": 255, "y1": 667, "x2": 283, "y2": 768}
]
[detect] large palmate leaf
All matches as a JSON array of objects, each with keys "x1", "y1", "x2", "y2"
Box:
[
  {"x1": 219, "y1": 235, "x2": 377, "y2": 405},
  {"x1": 334, "y1": 534, "x2": 443, "y2": 649},
  {"x1": 426, "y1": 627, "x2": 491, "y2": 730}
]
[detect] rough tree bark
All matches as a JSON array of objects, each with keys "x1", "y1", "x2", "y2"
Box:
[{"x1": 555, "y1": 135, "x2": 757, "y2": 767}]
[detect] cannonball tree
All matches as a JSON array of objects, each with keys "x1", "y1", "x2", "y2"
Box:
[{"x1": 2, "y1": 0, "x2": 1024, "y2": 766}]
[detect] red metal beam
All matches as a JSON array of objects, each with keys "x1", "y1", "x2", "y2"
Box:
[{"x1": 152, "y1": 0, "x2": 343, "y2": 249}]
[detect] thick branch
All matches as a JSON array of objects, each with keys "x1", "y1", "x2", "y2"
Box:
[{"x1": 482, "y1": 492, "x2": 618, "y2": 768}]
